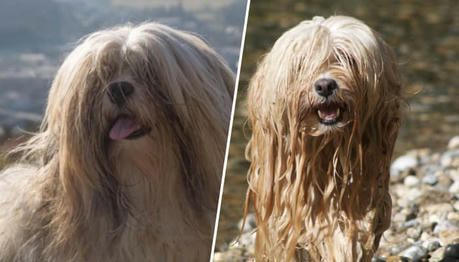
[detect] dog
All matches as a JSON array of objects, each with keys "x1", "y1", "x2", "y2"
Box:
[
  {"x1": 0, "y1": 23, "x2": 234, "y2": 262},
  {"x1": 243, "y1": 16, "x2": 402, "y2": 261}
]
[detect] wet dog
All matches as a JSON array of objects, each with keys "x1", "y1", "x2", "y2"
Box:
[{"x1": 244, "y1": 16, "x2": 401, "y2": 261}]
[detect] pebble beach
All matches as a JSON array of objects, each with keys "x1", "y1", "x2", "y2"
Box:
[{"x1": 214, "y1": 136, "x2": 459, "y2": 262}]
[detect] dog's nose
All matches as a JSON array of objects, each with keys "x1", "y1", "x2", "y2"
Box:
[
  {"x1": 314, "y1": 78, "x2": 337, "y2": 97},
  {"x1": 108, "y1": 81, "x2": 134, "y2": 106}
]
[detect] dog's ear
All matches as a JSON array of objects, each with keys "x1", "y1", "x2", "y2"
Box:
[
  {"x1": 366, "y1": 36, "x2": 402, "y2": 155},
  {"x1": 246, "y1": 58, "x2": 282, "y2": 132},
  {"x1": 192, "y1": 40, "x2": 235, "y2": 98}
]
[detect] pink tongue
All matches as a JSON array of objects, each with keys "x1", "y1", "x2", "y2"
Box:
[
  {"x1": 320, "y1": 107, "x2": 336, "y2": 118},
  {"x1": 109, "y1": 117, "x2": 141, "y2": 140},
  {"x1": 322, "y1": 108, "x2": 337, "y2": 118}
]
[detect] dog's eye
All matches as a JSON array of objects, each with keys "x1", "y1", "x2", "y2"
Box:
[
  {"x1": 348, "y1": 57, "x2": 357, "y2": 69},
  {"x1": 335, "y1": 51, "x2": 358, "y2": 70},
  {"x1": 339, "y1": 56, "x2": 357, "y2": 69}
]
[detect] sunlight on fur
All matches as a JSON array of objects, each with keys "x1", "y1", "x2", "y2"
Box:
[
  {"x1": 0, "y1": 23, "x2": 234, "y2": 261},
  {"x1": 243, "y1": 16, "x2": 402, "y2": 262}
]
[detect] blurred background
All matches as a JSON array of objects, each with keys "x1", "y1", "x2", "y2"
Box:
[
  {"x1": 216, "y1": 0, "x2": 458, "y2": 251},
  {"x1": 0, "y1": 0, "x2": 247, "y2": 163}
]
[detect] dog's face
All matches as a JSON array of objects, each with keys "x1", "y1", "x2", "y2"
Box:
[
  {"x1": 100, "y1": 72, "x2": 165, "y2": 156},
  {"x1": 249, "y1": 16, "x2": 401, "y2": 138},
  {"x1": 39, "y1": 23, "x2": 234, "y2": 205},
  {"x1": 298, "y1": 55, "x2": 356, "y2": 136},
  {"x1": 101, "y1": 72, "x2": 167, "y2": 170},
  {"x1": 46, "y1": 34, "x2": 178, "y2": 171},
  {"x1": 104, "y1": 78, "x2": 154, "y2": 142}
]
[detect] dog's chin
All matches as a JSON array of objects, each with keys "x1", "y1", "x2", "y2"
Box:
[{"x1": 108, "y1": 114, "x2": 151, "y2": 141}]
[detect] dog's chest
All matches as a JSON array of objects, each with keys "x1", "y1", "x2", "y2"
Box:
[
  {"x1": 93, "y1": 159, "x2": 214, "y2": 261},
  {"x1": 101, "y1": 214, "x2": 211, "y2": 262}
]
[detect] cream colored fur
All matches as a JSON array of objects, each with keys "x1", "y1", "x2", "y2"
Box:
[
  {"x1": 243, "y1": 16, "x2": 401, "y2": 261},
  {"x1": 0, "y1": 23, "x2": 234, "y2": 262}
]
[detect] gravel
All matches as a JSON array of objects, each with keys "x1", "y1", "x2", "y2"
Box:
[{"x1": 214, "y1": 136, "x2": 459, "y2": 262}]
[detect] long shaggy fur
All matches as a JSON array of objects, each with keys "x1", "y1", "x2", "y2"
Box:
[
  {"x1": 243, "y1": 16, "x2": 401, "y2": 261},
  {"x1": 0, "y1": 23, "x2": 234, "y2": 261}
]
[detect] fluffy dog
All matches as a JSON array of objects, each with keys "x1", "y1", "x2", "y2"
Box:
[
  {"x1": 0, "y1": 23, "x2": 234, "y2": 261},
  {"x1": 243, "y1": 16, "x2": 401, "y2": 261}
]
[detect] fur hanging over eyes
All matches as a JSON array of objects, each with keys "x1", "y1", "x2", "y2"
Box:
[
  {"x1": 243, "y1": 15, "x2": 402, "y2": 262},
  {"x1": 0, "y1": 22, "x2": 234, "y2": 262}
]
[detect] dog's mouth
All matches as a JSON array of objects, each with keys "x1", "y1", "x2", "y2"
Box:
[
  {"x1": 109, "y1": 115, "x2": 150, "y2": 140},
  {"x1": 316, "y1": 103, "x2": 344, "y2": 126}
]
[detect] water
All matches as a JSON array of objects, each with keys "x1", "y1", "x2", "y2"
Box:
[{"x1": 215, "y1": 0, "x2": 459, "y2": 250}]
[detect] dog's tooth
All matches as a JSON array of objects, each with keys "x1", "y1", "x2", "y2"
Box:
[
  {"x1": 336, "y1": 108, "x2": 341, "y2": 117},
  {"x1": 318, "y1": 110, "x2": 324, "y2": 119}
]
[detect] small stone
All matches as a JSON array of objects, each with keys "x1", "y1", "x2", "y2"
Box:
[
  {"x1": 426, "y1": 203, "x2": 454, "y2": 220},
  {"x1": 430, "y1": 246, "x2": 445, "y2": 260},
  {"x1": 422, "y1": 174, "x2": 438, "y2": 185},
  {"x1": 392, "y1": 184, "x2": 408, "y2": 198},
  {"x1": 397, "y1": 198, "x2": 411, "y2": 208},
  {"x1": 421, "y1": 164, "x2": 441, "y2": 176},
  {"x1": 449, "y1": 169, "x2": 459, "y2": 181},
  {"x1": 382, "y1": 229, "x2": 394, "y2": 243},
  {"x1": 212, "y1": 252, "x2": 224, "y2": 261},
  {"x1": 238, "y1": 213, "x2": 256, "y2": 233},
  {"x1": 404, "y1": 219, "x2": 420, "y2": 228},
  {"x1": 212, "y1": 248, "x2": 245, "y2": 262},
  {"x1": 237, "y1": 231, "x2": 256, "y2": 250},
  {"x1": 405, "y1": 205, "x2": 419, "y2": 220},
  {"x1": 420, "y1": 232, "x2": 436, "y2": 242},
  {"x1": 449, "y1": 181, "x2": 459, "y2": 194},
  {"x1": 389, "y1": 244, "x2": 405, "y2": 255},
  {"x1": 405, "y1": 188, "x2": 423, "y2": 202},
  {"x1": 448, "y1": 136, "x2": 459, "y2": 149},
  {"x1": 404, "y1": 176, "x2": 420, "y2": 187},
  {"x1": 434, "y1": 221, "x2": 459, "y2": 235},
  {"x1": 430, "y1": 152, "x2": 441, "y2": 162},
  {"x1": 427, "y1": 240, "x2": 441, "y2": 251},
  {"x1": 391, "y1": 155, "x2": 418, "y2": 176},
  {"x1": 393, "y1": 212, "x2": 408, "y2": 223},
  {"x1": 407, "y1": 227, "x2": 422, "y2": 240},
  {"x1": 439, "y1": 230, "x2": 459, "y2": 245},
  {"x1": 444, "y1": 243, "x2": 459, "y2": 258},
  {"x1": 436, "y1": 175, "x2": 453, "y2": 190},
  {"x1": 447, "y1": 211, "x2": 459, "y2": 221},
  {"x1": 386, "y1": 256, "x2": 409, "y2": 262},
  {"x1": 371, "y1": 256, "x2": 386, "y2": 262},
  {"x1": 454, "y1": 201, "x2": 459, "y2": 211},
  {"x1": 399, "y1": 245, "x2": 427, "y2": 261},
  {"x1": 440, "y1": 149, "x2": 459, "y2": 167},
  {"x1": 417, "y1": 149, "x2": 432, "y2": 165}
]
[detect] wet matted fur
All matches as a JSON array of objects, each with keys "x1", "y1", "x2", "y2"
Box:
[
  {"x1": 243, "y1": 16, "x2": 401, "y2": 261},
  {"x1": 0, "y1": 23, "x2": 234, "y2": 262}
]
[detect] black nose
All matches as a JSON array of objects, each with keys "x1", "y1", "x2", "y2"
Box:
[
  {"x1": 108, "y1": 81, "x2": 134, "y2": 106},
  {"x1": 314, "y1": 78, "x2": 337, "y2": 97}
]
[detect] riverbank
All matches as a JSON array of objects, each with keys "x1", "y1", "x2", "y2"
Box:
[{"x1": 214, "y1": 136, "x2": 459, "y2": 262}]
